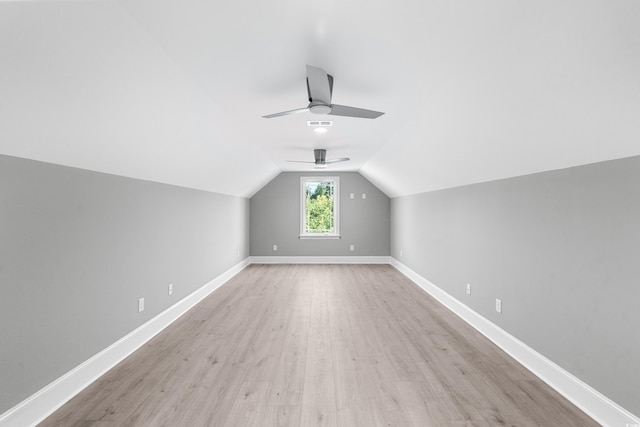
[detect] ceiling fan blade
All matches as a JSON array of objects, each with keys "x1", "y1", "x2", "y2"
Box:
[
  {"x1": 325, "y1": 157, "x2": 350, "y2": 164},
  {"x1": 288, "y1": 149, "x2": 348, "y2": 168},
  {"x1": 263, "y1": 107, "x2": 309, "y2": 119},
  {"x1": 306, "y1": 65, "x2": 332, "y2": 105},
  {"x1": 329, "y1": 104, "x2": 384, "y2": 119}
]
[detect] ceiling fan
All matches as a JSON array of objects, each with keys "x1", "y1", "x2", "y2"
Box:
[
  {"x1": 263, "y1": 65, "x2": 384, "y2": 119},
  {"x1": 288, "y1": 149, "x2": 349, "y2": 169}
]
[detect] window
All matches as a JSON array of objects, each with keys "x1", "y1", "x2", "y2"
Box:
[{"x1": 300, "y1": 176, "x2": 340, "y2": 238}]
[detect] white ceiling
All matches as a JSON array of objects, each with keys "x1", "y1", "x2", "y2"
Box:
[{"x1": 1, "y1": 1, "x2": 639, "y2": 197}]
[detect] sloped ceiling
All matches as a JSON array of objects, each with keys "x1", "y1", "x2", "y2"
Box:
[{"x1": 1, "y1": 1, "x2": 639, "y2": 197}]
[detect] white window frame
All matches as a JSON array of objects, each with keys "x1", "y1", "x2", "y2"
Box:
[{"x1": 300, "y1": 176, "x2": 340, "y2": 239}]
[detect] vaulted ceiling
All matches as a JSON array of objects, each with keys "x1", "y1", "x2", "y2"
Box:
[{"x1": 2, "y1": 1, "x2": 639, "y2": 197}]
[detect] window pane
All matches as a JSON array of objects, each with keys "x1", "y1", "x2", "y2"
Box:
[{"x1": 304, "y1": 180, "x2": 335, "y2": 234}]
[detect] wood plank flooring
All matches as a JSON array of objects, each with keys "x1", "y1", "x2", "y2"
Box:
[{"x1": 39, "y1": 264, "x2": 599, "y2": 426}]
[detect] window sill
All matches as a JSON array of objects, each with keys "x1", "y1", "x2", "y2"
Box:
[{"x1": 299, "y1": 235, "x2": 341, "y2": 240}]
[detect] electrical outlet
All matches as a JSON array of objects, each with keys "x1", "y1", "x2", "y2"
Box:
[
  {"x1": 350, "y1": 193, "x2": 355, "y2": 199},
  {"x1": 362, "y1": 193, "x2": 367, "y2": 199},
  {"x1": 272, "y1": 244, "x2": 278, "y2": 251},
  {"x1": 168, "y1": 284, "x2": 173, "y2": 296},
  {"x1": 400, "y1": 249, "x2": 403, "y2": 257},
  {"x1": 138, "y1": 297, "x2": 145, "y2": 313},
  {"x1": 495, "y1": 298, "x2": 502, "y2": 314},
  {"x1": 349, "y1": 244, "x2": 355, "y2": 251},
  {"x1": 466, "y1": 284, "x2": 471, "y2": 295}
]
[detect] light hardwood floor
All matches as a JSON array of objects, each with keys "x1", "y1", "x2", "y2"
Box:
[{"x1": 40, "y1": 264, "x2": 599, "y2": 426}]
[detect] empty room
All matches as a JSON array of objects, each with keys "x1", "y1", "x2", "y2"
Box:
[{"x1": 1, "y1": 1, "x2": 639, "y2": 426}]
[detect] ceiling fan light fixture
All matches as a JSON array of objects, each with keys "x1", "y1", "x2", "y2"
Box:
[{"x1": 309, "y1": 104, "x2": 332, "y2": 115}]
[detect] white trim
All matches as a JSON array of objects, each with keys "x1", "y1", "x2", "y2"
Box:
[
  {"x1": 250, "y1": 255, "x2": 391, "y2": 264},
  {"x1": 0, "y1": 258, "x2": 251, "y2": 427},
  {"x1": 390, "y1": 258, "x2": 640, "y2": 427}
]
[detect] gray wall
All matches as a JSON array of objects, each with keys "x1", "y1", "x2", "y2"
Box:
[
  {"x1": 391, "y1": 155, "x2": 640, "y2": 417},
  {"x1": 251, "y1": 172, "x2": 390, "y2": 256},
  {"x1": 0, "y1": 154, "x2": 250, "y2": 414}
]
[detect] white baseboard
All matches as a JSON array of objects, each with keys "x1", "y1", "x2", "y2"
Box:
[
  {"x1": 249, "y1": 255, "x2": 392, "y2": 264},
  {"x1": 390, "y1": 258, "x2": 640, "y2": 427},
  {"x1": 0, "y1": 258, "x2": 251, "y2": 427}
]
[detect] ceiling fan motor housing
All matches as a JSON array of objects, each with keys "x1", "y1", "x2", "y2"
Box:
[{"x1": 314, "y1": 149, "x2": 327, "y2": 165}]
